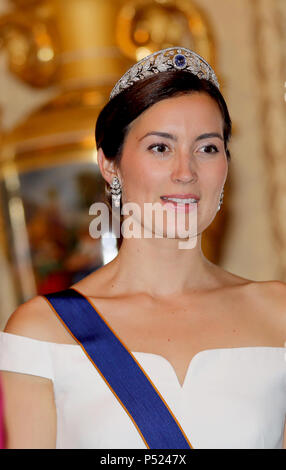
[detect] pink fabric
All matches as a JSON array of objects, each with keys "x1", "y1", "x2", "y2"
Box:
[{"x1": 0, "y1": 377, "x2": 5, "y2": 448}]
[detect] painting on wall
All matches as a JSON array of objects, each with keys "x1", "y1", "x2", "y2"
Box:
[{"x1": 0, "y1": 161, "x2": 118, "y2": 299}]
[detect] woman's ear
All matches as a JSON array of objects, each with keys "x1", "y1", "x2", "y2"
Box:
[{"x1": 96, "y1": 148, "x2": 118, "y2": 185}]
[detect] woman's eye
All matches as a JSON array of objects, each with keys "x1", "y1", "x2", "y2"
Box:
[
  {"x1": 200, "y1": 144, "x2": 219, "y2": 154},
  {"x1": 148, "y1": 143, "x2": 169, "y2": 155}
]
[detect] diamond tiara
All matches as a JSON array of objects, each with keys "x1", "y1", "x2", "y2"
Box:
[{"x1": 109, "y1": 47, "x2": 220, "y2": 100}]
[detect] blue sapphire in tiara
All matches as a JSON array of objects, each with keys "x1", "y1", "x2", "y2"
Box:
[{"x1": 173, "y1": 54, "x2": 187, "y2": 69}]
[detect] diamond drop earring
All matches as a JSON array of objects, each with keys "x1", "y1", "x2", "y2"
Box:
[
  {"x1": 217, "y1": 188, "x2": 224, "y2": 212},
  {"x1": 110, "y1": 176, "x2": 122, "y2": 207}
]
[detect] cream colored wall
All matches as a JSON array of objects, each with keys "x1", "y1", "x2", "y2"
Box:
[{"x1": 0, "y1": 0, "x2": 285, "y2": 327}]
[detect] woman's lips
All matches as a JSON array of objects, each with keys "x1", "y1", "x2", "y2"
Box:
[{"x1": 160, "y1": 198, "x2": 198, "y2": 213}]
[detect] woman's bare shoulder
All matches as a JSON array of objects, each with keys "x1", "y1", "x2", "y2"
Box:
[
  {"x1": 253, "y1": 279, "x2": 286, "y2": 311},
  {"x1": 225, "y1": 273, "x2": 286, "y2": 305},
  {"x1": 4, "y1": 294, "x2": 77, "y2": 345},
  {"x1": 245, "y1": 278, "x2": 286, "y2": 297},
  {"x1": 212, "y1": 266, "x2": 286, "y2": 308},
  {"x1": 211, "y1": 262, "x2": 285, "y2": 294},
  {"x1": 246, "y1": 279, "x2": 286, "y2": 336},
  {"x1": 3, "y1": 265, "x2": 111, "y2": 344}
]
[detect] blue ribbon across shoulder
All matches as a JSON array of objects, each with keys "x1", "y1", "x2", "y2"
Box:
[{"x1": 43, "y1": 287, "x2": 193, "y2": 449}]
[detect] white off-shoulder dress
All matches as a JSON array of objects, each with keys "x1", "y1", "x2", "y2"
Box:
[{"x1": 0, "y1": 331, "x2": 285, "y2": 449}]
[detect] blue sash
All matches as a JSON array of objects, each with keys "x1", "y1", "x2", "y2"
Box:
[{"x1": 42, "y1": 287, "x2": 193, "y2": 449}]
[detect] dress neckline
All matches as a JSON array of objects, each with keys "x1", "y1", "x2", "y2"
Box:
[
  {"x1": 1, "y1": 331, "x2": 285, "y2": 390},
  {"x1": 131, "y1": 346, "x2": 286, "y2": 389},
  {"x1": 70, "y1": 287, "x2": 286, "y2": 389}
]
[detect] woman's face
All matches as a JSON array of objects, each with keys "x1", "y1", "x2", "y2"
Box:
[{"x1": 110, "y1": 92, "x2": 228, "y2": 237}]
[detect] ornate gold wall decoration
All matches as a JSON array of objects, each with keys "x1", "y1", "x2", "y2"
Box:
[
  {"x1": 115, "y1": 0, "x2": 215, "y2": 65},
  {"x1": 0, "y1": 1, "x2": 59, "y2": 87}
]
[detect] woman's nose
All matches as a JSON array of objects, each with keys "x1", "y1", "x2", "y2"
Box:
[{"x1": 171, "y1": 153, "x2": 198, "y2": 183}]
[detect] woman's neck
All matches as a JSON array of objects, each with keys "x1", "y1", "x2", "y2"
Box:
[{"x1": 110, "y1": 235, "x2": 220, "y2": 298}]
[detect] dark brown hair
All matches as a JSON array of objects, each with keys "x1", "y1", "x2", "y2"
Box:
[{"x1": 95, "y1": 70, "x2": 232, "y2": 208}]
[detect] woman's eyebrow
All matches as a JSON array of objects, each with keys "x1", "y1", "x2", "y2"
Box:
[
  {"x1": 138, "y1": 131, "x2": 223, "y2": 142},
  {"x1": 139, "y1": 131, "x2": 177, "y2": 141},
  {"x1": 195, "y1": 132, "x2": 223, "y2": 142}
]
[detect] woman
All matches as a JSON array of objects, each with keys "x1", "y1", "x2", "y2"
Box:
[{"x1": 0, "y1": 47, "x2": 285, "y2": 449}]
